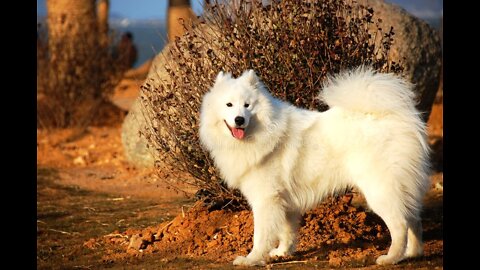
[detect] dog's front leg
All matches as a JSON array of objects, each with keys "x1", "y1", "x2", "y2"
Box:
[{"x1": 233, "y1": 196, "x2": 286, "y2": 266}]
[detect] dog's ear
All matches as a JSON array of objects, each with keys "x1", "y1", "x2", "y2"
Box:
[
  {"x1": 215, "y1": 71, "x2": 225, "y2": 82},
  {"x1": 214, "y1": 71, "x2": 231, "y2": 85},
  {"x1": 241, "y1": 69, "x2": 259, "y2": 86}
]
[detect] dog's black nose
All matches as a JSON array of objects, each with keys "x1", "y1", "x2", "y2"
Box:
[{"x1": 235, "y1": 116, "x2": 245, "y2": 126}]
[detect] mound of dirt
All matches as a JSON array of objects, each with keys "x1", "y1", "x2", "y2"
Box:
[{"x1": 88, "y1": 194, "x2": 394, "y2": 267}]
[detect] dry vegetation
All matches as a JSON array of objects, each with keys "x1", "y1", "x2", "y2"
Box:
[{"x1": 36, "y1": 25, "x2": 125, "y2": 129}]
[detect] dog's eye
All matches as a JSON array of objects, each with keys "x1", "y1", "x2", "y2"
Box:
[
  {"x1": 244, "y1": 103, "x2": 250, "y2": 108},
  {"x1": 226, "y1": 103, "x2": 232, "y2": 107}
]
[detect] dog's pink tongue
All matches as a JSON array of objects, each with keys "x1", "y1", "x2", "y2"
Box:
[{"x1": 232, "y1": 128, "x2": 245, "y2": 139}]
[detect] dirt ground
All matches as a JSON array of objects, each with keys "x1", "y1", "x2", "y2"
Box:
[{"x1": 37, "y1": 74, "x2": 443, "y2": 269}]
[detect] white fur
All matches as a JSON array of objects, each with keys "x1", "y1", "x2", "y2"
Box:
[{"x1": 199, "y1": 67, "x2": 430, "y2": 266}]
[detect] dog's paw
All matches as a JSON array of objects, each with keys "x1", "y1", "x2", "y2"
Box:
[
  {"x1": 233, "y1": 255, "x2": 266, "y2": 266},
  {"x1": 269, "y1": 247, "x2": 290, "y2": 258},
  {"x1": 405, "y1": 245, "x2": 423, "y2": 258},
  {"x1": 376, "y1": 254, "x2": 402, "y2": 265}
]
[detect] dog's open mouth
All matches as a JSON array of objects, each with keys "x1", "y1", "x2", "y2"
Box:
[{"x1": 224, "y1": 120, "x2": 245, "y2": 140}]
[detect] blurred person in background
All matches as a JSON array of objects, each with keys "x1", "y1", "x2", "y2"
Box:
[{"x1": 117, "y1": 31, "x2": 138, "y2": 70}]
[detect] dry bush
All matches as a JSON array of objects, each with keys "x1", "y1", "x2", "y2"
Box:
[
  {"x1": 140, "y1": 0, "x2": 403, "y2": 205},
  {"x1": 37, "y1": 25, "x2": 125, "y2": 129}
]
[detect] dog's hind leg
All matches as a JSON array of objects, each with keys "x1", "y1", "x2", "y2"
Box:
[
  {"x1": 405, "y1": 217, "x2": 423, "y2": 258},
  {"x1": 374, "y1": 215, "x2": 408, "y2": 265},
  {"x1": 269, "y1": 211, "x2": 301, "y2": 258},
  {"x1": 358, "y1": 182, "x2": 408, "y2": 265}
]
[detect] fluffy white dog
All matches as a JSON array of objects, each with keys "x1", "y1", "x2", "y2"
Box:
[{"x1": 199, "y1": 67, "x2": 430, "y2": 266}]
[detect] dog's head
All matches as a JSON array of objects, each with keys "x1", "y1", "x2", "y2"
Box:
[{"x1": 201, "y1": 69, "x2": 264, "y2": 140}]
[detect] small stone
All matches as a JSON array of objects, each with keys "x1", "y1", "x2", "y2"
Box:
[
  {"x1": 128, "y1": 234, "x2": 144, "y2": 250},
  {"x1": 73, "y1": 156, "x2": 86, "y2": 166}
]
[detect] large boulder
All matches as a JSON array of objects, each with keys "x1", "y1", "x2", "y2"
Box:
[
  {"x1": 121, "y1": 98, "x2": 155, "y2": 168},
  {"x1": 121, "y1": 45, "x2": 172, "y2": 168}
]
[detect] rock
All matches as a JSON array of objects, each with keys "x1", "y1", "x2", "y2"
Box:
[
  {"x1": 120, "y1": 40, "x2": 176, "y2": 168},
  {"x1": 356, "y1": 0, "x2": 442, "y2": 121},
  {"x1": 434, "y1": 182, "x2": 443, "y2": 192},
  {"x1": 73, "y1": 156, "x2": 86, "y2": 166},
  {"x1": 121, "y1": 98, "x2": 155, "y2": 168},
  {"x1": 206, "y1": 226, "x2": 218, "y2": 237},
  {"x1": 127, "y1": 233, "x2": 153, "y2": 250},
  {"x1": 127, "y1": 234, "x2": 144, "y2": 250},
  {"x1": 206, "y1": 239, "x2": 219, "y2": 248}
]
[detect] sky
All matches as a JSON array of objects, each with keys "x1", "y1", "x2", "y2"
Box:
[
  {"x1": 37, "y1": 0, "x2": 204, "y2": 21},
  {"x1": 37, "y1": 0, "x2": 442, "y2": 22},
  {"x1": 108, "y1": 0, "x2": 205, "y2": 20}
]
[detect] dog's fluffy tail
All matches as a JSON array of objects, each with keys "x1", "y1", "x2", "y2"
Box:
[
  {"x1": 320, "y1": 65, "x2": 430, "y2": 156},
  {"x1": 319, "y1": 66, "x2": 419, "y2": 118}
]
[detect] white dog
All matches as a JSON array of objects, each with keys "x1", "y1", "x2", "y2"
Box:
[{"x1": 199, "y1": 67, "x2": 430, "y2": 266}]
